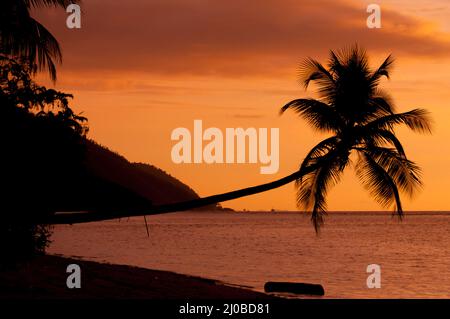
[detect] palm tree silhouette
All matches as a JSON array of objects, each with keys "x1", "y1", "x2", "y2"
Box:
[
  {"x1": 0, "y1": 0, "x2": 78, "y2": 81},
  {"x1": 44, "y1": 46, "x2": 433, "y2": 231}
]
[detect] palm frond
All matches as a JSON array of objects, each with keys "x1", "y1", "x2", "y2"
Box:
[
  {"x1": 328, "y1": 50, "x2": 344, "y2": 75},
  {"x1": 298, "y1": 136, "x2": 341, "y2": 173},
  {"x1": 370, "y1": 54, "x2": 394, "y2": 83},
  {"x1": 5, "y1": 17, "x2": 62, "y2": 81},
  {"x1": 296, "y1": 148, "x2": 346, "y2": 233},
  {"x1": 368, "y1": 129, "x2": 406, "y2": 157},
  {"x1": 298, "y1": 58, "x2": 335, "y2": 90},
  {"x1": 23, "y1": 0, "x2": 80, "y2": 8},
  {"x1": 280, "y1": 98, "x2": 343, "y2": 132},
  {"x1": 363, "y1": 146, "x2": 422, "y2": 197},
  {"x1": 1, "y1": 0, "x2": 67, "y2": 81},
  {"x1": 356, "y1": 152, "x2": 403, "y2": 217},
  {"x1": 368, "y1": 89, "x2": 396, "y2": 115},
  {"x1": 329, "y1": 45, "x2": 370, "y2": 76},
  {"x1": 365, "y1": 109, "x2": 433, "y2": 134}
]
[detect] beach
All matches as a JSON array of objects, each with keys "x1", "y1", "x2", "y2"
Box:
[
  {"x1": 48, "y1": 212, "x2": 450, "y2": 298},
  {"x1": 0, "y1": 255, "x2": 273, "y2": 299}
]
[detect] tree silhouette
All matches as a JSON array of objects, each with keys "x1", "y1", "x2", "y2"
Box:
[
  {"x1": 45, "y1": 46, "x2": 432, "y2": 232},
  {"x1": 0, "y1": 55, "x2": 87, "y2": 265},
  {"x1": 0, "y1": 0, "x2": 79, "y2": 81}
]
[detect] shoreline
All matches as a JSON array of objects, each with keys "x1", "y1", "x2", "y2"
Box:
[{"x1": 0, "y1": 255, "x2": 275, "y2": 299}]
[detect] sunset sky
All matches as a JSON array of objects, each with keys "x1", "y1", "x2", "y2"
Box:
[{"x1": 34, "y1": 0, "x2": 450, "y2": 211}]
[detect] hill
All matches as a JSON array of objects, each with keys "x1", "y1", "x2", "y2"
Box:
[{"x1": 83, "y1": 140, "x2": 220, "y2": 210}]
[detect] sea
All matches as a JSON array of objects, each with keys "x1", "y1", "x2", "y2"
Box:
[{"x1": 48, "y1": 211, "x2": 450, "y2": 298}]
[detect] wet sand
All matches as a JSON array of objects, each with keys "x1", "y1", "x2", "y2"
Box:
[{"x1": 0, "y1": 255, "x2": 274, "y2": 299}]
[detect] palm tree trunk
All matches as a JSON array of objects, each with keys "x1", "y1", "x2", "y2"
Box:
[{"x1": 41, "y1": 168, "x2": 310, "y2": 225}]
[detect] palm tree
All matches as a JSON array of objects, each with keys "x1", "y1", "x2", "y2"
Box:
[
  {"x1": 0, "y1": 0, "x2": 79, "y2": 81},
  {"x1": 42, "y1": 46, "x2": 432, "y2": 231}
]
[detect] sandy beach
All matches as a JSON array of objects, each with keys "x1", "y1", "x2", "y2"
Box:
[{"x1": 0, "y1": 255, "x2": 274, "y2": 299}]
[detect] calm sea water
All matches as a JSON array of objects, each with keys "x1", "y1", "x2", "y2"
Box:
[{"x1": 48, "y1": 211, "x2": 450, "y2": 298}]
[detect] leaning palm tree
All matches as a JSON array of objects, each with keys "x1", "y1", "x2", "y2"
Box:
[
  {"x1": 42, "y1": 46, "x2": 432, "y2": 232},
  {"x1": 0, "y1": 0, "x2": 78, "y2": 81}
]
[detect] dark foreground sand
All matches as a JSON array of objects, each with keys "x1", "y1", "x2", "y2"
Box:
[{"x1": 0, "y1": 255, "x2": 274, "y2": 299}]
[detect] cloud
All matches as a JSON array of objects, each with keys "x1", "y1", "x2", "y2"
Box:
[{"x1": 34, "y1": 0, "x2": 450, "y2": 77}]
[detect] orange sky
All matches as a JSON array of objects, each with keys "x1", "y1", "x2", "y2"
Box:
[{"x1": 34, "y1": 0, "x2": 450, "y2": 211}]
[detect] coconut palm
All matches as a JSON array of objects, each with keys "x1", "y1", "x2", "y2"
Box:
[
  {"x1": 0, "y1": 0, "x2": 79, "y2": 81},
  {"x1": 42, "y1": 46, "x2": 432, "y2": 232}
]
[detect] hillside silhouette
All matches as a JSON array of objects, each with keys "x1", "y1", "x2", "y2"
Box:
[{"x1": 83, "y1": 140, "x2": 209, "y2": 207}]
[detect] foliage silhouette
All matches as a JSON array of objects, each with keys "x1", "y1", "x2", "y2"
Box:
[
  {"x1": 280, "y1": 45, "x2": 432, "y2": 231},
  {"x1": 0, "y1": 55, "x2": 87, "y2": 265},
  {"x1": 0, "y1": 0, "x2": 79, "y2": 81}
]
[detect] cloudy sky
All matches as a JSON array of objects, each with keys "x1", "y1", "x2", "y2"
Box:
[{"x1": 35, "y1": 0, "x2": 450, "y2": 211}]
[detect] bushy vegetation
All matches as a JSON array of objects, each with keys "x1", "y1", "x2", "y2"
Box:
[{"x1": 0, "y1": 55, "x2": 87, "y2": 267}]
